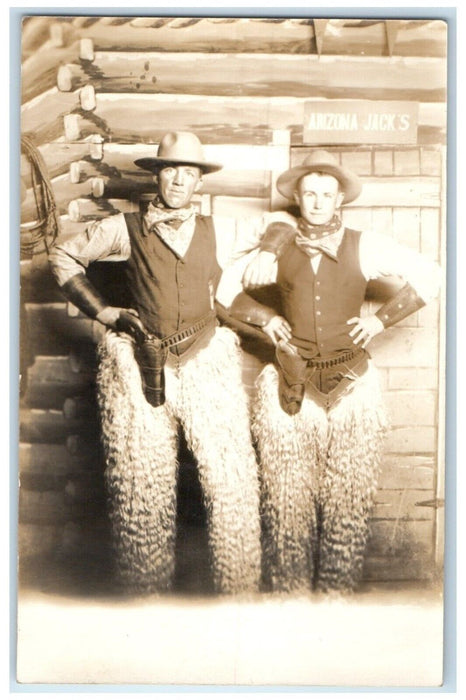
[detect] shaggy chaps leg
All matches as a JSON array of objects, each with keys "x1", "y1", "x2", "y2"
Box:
[
  {"x1": 174, "y1": 327, "x2": 262, "y2": 594},
  {"x1": 316, "y1": 363, "x2": 388, "y2": 592},
  {"x1": 252, "y1": 364, "x2": 327, "y2": 592},
  {"x1": 97, "y1": 332, "x2": 179, "y2": 594},
  {"x1": 252, "y1": 363, "x2": 387, "y2": 593}
]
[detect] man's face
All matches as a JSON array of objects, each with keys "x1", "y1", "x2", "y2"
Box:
[
  {"x1": 156, "y1": 164, "x2": 202, "y2": 209},
  {"x1": 294, "y1": 172, "x2": 344, "y2": 226}
]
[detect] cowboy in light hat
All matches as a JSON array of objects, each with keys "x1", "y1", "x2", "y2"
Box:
[
  {"x1": 274, "y1": 148, "x2": 362, "y2": 203},
  {"x1": 49, "y1": 131, "x2": 262, "y2": 595},
  {"x1": 225, "y1": 148, "x2": 440, "y2": 594}
]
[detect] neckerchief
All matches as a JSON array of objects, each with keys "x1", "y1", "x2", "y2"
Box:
[
  {"x1": 144, "y1": 196, "x2": 196, "y2": 259},
  {"x1": 294, "y1": 216, "x2": 344, "y2": 261}
]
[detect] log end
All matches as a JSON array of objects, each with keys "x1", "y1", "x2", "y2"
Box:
[
  {"x1": 64, "y1": 114, "x2": 81, "y2": 141},
  {"x1": 69, "y1": 162, "x2": 81, "y2": 184},
  {"x1": 57, "y1": 65, "x2": 73, "y2": 92},
  {"x1": 79, "y1": 84, "x2": 96, "y2": 112},
  {"x1": 79, "y1": 38, "x2": 95, "y2": 62},
  {"x1": 88, "y1": 135, "x2": 104, "y2": 161},
  {"x1": 91, "y1": 178, "x2": 105, "y2": 198},
  {"x1": 67, "y1": 200, "x2": 81, "y2": 222}
]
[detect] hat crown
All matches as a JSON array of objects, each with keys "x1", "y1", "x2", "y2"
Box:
[
  {"x1": 157, "y1": 131, "x2": 205, "y2": 164},
  {"x1": 301, "y1": 149, "x2": 340, "y2": 170}
]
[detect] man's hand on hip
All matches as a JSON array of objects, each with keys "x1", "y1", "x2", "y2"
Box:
[
  {"x1": 347, "y1": 314, "x2": 384, "y2": 349},
  {"x1": 96, "y1": 307, "x2": 148, "y2": 344},
  {"x1": 263, "y1": 315, "x2": 292, "y2": 345}
]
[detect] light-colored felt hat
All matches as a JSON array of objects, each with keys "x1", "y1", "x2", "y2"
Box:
[
  {"x1": 276, "y1": 149, "x2": 362, "y2": 203},
  {"x1": 134, "y1": 131, "x2": 223, "y2": 174}
]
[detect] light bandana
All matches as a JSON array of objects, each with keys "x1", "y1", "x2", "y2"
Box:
[{"x1": 144, "y1": 196, "x2": 196, "y2": 259}]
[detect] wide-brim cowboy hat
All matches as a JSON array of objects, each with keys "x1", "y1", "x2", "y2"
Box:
[
  {"x1": 134, "y1": 131, "x2": 223, "y2": 175},
  {"x1": 276, "y1": 149, "x2": 362, "y2": 203}
]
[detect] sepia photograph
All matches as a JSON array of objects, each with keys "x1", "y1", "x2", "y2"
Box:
[{"x1": 14, "y1": 10, "x2": 451, "y2": 688}]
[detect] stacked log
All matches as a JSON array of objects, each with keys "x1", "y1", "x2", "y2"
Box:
[
  {"x1": 55, "y1": 52, "x2": 447, "y2": 101},
  {"x1": 45, "y1": 16, "x2": 447, "y2": 57},
  {"x1": 49, "y1": 92, "x2": 446, "y2": 147}
]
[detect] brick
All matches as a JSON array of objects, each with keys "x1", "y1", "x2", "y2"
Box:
[
  {"x1": 363, "y1": 555, "x2": 434, "y2": 581},
  {"x1": 385, "y1": 426, "x2": 437, "y2": 453},
  {"x1": 379, "y1": 455, "x2": 436, "y2": 489},
  {"x1": 372, "y1": 488, "x2": 436, "y2": 520},
  {"x1": 420, "y1": 148, "x2": 443, "y2": 176},
  {"x1": 394, "y1": 149, "x2": 421, "y2": 176},
  {"x1": 367, "y1": 519, "x2": 434, "y2": 558},
  {"x1": 373, "y1": 150, "x2": 393, "y2": 176},
  {"x1": 211, "y1": 196, "x2": 269, "y2": 217},
  {"x1": 376, "y1": 367, "x2": 389, "y2": 392},
  {"x1": 370, "y1": 327, "x2": 439, "y2": 368},
  {"x1": 395, "y1": 313, "x2": 420, "y2": 329},
  {"x1": 371, "y1": 207, "x2": 393, "y2": 236},
  {"x1": 341, "y1": 207, "x2": 372, "y2": 232},
  {"x1": 340, "y1": 150, "x2": 372, "y2": 176},
  {"x1": 388, "y1": 367, "x2": 438, "y2": 391},
  {"x1": 393, "y1": 207, "x2": 420, "y2": 250},
  {"x1": 383, "y1": 390, "x2": 437, "y2": 426},
  {"x1": 420, "y1": 207, "x2": 441, "y2": 262},
  {"x1": 417, "y1": 299, "x2": 441, "y2": 328},
  {"x1": 355, "y1": 177, "x2": 440, "y2": 208}
]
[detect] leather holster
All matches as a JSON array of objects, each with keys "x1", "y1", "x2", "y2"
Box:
[
  {"x1": 134, "y1": 338, "x2": 168, "y2": 408},
  {"x1": 275, "y1": 341, "x2": 310, "y2": 416}
]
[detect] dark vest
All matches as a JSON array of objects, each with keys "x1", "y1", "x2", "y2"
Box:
[
  {"x1": 277, "y1": 228, "x2": 367, "y2": 356},
  {"x1": 124, "y1": 212, "x2": 221, "y2": 353}
]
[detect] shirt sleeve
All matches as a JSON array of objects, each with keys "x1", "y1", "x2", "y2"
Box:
[
  {"x1": 212, "y1": 211, "x2": 296, "y2": 269},
  {"x1": 359, "y1": 230, "x2": 441, "y2": 303},
  {"x1": 48, "y1": 213, "x2": 131, "y2": 287},
  {"x1": 213, "y1": 212, "x2": 291, "y2": 307}
]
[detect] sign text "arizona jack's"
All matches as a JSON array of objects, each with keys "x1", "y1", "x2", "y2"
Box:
[{"x1": 303, "y1": 101, "x2": 419, "y2": 145}]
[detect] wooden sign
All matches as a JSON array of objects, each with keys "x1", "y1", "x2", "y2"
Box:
[{"x1": 303, "y1": 100, "x2": 419, "y2": 145}]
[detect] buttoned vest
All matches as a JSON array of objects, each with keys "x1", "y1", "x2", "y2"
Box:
[
  {"x1": 277, "y1": 228, "x2": 367, "y2": 356},
  {"x1": 123, "y1": 213, "x2": 221, "y2": 348}
]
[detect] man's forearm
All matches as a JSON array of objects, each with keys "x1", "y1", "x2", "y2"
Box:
[
  {"x1": 259, "y1": 221, "x2": 296, "y2": 258},
  {"x1": 375, "y1": 282, "x2": 425, "y2": 329},
  {"x1": 229, "y1": 291, "x2": 277, "y2": 328},
  {"x1": 60, "y1": 273, "x2": 108, "y2": 319}
]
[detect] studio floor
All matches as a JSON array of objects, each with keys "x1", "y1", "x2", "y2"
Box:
[{"x1": 15, "y1": 545, "x2": 444, "y2": 689}]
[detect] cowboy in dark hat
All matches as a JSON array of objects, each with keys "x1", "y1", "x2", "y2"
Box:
[
  {"x1": 224, "y1": 149, "x2": 440, "y2": 594},
  {"x1": 49, "y1": 131, "x2": 263, "y2": 595}
]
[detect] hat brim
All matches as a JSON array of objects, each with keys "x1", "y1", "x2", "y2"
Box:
[
  {"x1": 277, "y1": 162, "x2": 362, "y2": 204},
  {"x1": 134, "y1": 157, "x2": 223, "y2": 175}
]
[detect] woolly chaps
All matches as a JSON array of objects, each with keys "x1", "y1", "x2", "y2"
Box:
[
  {"x1": 96, "y1": 327, "x2": 261, "y2": 595},
  {"x1": 252, "y1": 362, "x2": 388, "y2": 594}
]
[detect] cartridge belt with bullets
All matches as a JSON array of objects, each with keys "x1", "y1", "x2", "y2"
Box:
[{"x1": 135, "y1": 311, "x2": 216, "y2": 407}]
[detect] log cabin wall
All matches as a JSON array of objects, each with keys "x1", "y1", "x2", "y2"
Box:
[{"x1": 19, "y1": 15, "x2": 447, "y2": 586}]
